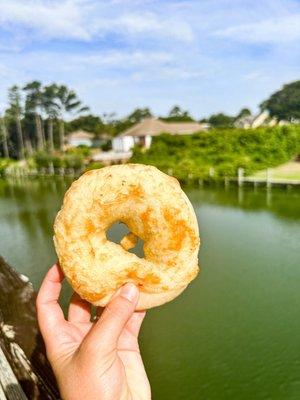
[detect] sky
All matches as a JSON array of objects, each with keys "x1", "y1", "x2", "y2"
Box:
[{"x1": 0, "y1": 0, "x2": 299, "y2": 119}]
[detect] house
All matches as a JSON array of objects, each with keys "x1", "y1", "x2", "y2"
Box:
[
  {"x1": 112, "y1": 117, "x2": 209, "y2": 152},
  {"x1": 67, "y1": 130, "x2": 94, "y2": 147},
  {"x1": 234, "y1": 111, "x2": 277, "y2": 129}
]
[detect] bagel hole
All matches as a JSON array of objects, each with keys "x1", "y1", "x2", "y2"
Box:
[
  {"x1": 129, "y1": 237, "x2": 145, "y2": 258},
  {"x1": 106, "y1": 222, "x2": 145, "y2": 258}
]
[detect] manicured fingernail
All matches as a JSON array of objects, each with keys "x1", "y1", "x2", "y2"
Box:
[{"x1": 120, "y1": 283, "x2": 138, "y2": 302}]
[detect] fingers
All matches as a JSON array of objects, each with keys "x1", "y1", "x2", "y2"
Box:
[
  {"x1": 68, "y1": 292, "x2": 91, "y2": 324},
  {"x1": 118, "y1": 311, "x2": 146, "y2": 351},
  {"x1": 125, "y1": 311, "x2": 146, "y2": 338},
  {"x1": 36, "y1": 264, "x2": 66, "y2": 341},
  {"x1": 85, "y1": 283, "x2": 139, "y2": 351}
]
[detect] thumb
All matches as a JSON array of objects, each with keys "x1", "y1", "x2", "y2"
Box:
[{"x1": 87, "y1": 283, "x2": 139, "y2": 351}]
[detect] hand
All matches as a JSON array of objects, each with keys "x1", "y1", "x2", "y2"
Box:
[{"x1": 36, "y1": 264, "x2": 151, "y2": 400}]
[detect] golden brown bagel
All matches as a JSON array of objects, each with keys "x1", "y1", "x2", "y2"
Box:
[{"x1": 53, "y1": 164, "x2": 200, "y2": 310}]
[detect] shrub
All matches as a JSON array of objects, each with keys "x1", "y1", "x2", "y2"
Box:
[
  {"x1": 34, "y1": 151, "x2": 84, "y2": 170},
  {"x1": 66, "y1": 145, "x2": 91, "y2": 157},
  {"x1": 0, "y1": 158, "x2": 14, "y2": 174},
  {"x1": 84, "y1": 161, "x2": 104, "y2": 171},
  {"x1": 131, "y1": 125, "x2": 300, "y2": 180},
  {"x1": 64, "y1": 154, "x2": 84, "y2": 169}
]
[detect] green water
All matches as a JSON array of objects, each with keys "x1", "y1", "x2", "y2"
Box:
[{"x1": 0, "y1": 177, "x2": 299, "y2": 400}]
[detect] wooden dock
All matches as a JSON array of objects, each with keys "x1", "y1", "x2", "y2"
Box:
[{"x1": 0, "y1": 257, "x2": 59, "y2": 400}]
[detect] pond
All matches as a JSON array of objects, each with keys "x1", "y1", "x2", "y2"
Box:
[{"x1": 0, "y1": 176, "x2": 299, "y2": 400}]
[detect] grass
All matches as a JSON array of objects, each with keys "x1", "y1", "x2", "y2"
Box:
[{"x1": 250, "y1": 161, "x2": 300, "y2": 181}]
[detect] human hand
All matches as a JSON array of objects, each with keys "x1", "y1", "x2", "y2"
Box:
[{"x1": 36, "y1": 264, "x2": 151, "y2": 400}]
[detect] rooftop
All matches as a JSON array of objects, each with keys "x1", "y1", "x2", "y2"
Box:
[{"x1": 119, "y1": 117, "x2": 208, "y2": 137}]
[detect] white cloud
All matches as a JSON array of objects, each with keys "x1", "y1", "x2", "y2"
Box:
[
  {"x1": 0, "y1": 0, "x2": 91, "y2": 40},
  {"x1": 75, "y1": 50, "x2": 174, "y2": 67},
  {"x1": 216, "y1": 14, "x2": 300, "y2": 44},
  {"x1": 0, "y1": 0, "x2": 194, "y2": 43},
  {"x1": 114, "y1": 13, "x2": 194, "y2": 42},
  {"x1": 0, "y1": 0, "x2": 300, "y2": 117}
]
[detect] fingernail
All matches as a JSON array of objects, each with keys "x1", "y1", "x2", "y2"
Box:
[{"x1": 120, "y1": 283, "x2": 138, "y2": 302}]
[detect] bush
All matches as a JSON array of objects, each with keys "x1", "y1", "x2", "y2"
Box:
[
  {"x1": 34, "y1": 151, "x2": 84, "y2": 170},
  {"x1": 131, "y1": 125, "x2": 300, "y2": 180},
  {"x1": 64, "y1": 154, "x2": 84, "y2": 169},
  {"x1": 34, "y1": 151, "x2": 53, "y2": 168},
  {"x1": 0, "y1": 158, "x2": 14, "y2": 174},
  {"x1": 84, "y1": 161, "x2": 104, "y2": 171},
  {"x1": 66, "y1": 145, "x2": 91, "y2": 157},
  {"x1": 101, "y1": 141, "x2": 112, "y2": 151}
]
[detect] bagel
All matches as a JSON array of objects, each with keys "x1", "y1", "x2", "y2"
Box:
[{"x1": 53, "y1": 164, "x2": 200, "y2": 310}]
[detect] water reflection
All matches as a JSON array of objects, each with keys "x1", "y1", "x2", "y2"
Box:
[
  {"x1": 188, "y1": 184, "x2": 300, "y2": 221},
  {"x1": 0, "y1": 177, "x2": 71, "y2": 240}
]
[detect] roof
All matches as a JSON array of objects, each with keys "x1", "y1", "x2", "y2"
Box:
[
  {"x1": 68, "y1": 130, "x2": 94, "y2": 140},
  {"x1": 119, "y1": 117, "x2": 207, "y2": 137}
]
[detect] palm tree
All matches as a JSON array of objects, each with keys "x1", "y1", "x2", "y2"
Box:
[
  {"x1": 0, "y1": 115, "x2": 9, "y2": 158},
  {"x1": 7, "y1": 85, "x2": 25, "y2": 159},
  {"x1": 55, "y1": 85, "x2": 89, "y2": 150},
  {"x1": 23, "y1": 81, "x2": 45, "y2": 151},
  {"x1": 42, "y1": 84, "x2": 60, "y2": 152}
]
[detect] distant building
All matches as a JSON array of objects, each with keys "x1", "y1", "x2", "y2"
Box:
[
  {"x1": 112, "y1": 117, "x2": 209, "y2": 152},
  {"x1": 67, "y1": 130, "x2": 94, "y2": 147},
  {"x1": 234, "y1": 111, "x2": 278, "y2": 129}
]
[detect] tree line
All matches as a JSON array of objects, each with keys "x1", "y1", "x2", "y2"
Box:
[{"x1": 1, "y1": 79, "x2": 299, "y2": 160}]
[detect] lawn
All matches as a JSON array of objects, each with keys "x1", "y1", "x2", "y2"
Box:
[{"x1": 250, "y1": 161, "x2": 300, "y2": 181}]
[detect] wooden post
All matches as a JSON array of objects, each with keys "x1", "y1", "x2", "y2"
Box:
[
  {"x1": 0, "y1": 346, "x2": 27, "y2": 399},
  {"x1": 224, "y1": 177, "x2": 229, "y2": 188},
  {"x1": 209, "y1": 167, "x2": 214, "y2": 178},
  {"x1": 238, "y1": 168, "x2": 244, "y2": 187},
  {"x1": 198, "y1": 178, "x2": 203, "y2": 188},
  {"x1": 167, "y1": 168, "x2": 173, "y2": 176}
]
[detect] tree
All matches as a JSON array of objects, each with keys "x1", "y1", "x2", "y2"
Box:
[
  {"x1": 161, "y1": 105, "x2": 194, "y2": 122},
  {"x1": 7, "y1": 85, "x2": 25, "y2": 159},
  {"x1": 0, "y1": 116, "x2": 9, "y2": 158},
  {"x1": 207, "y1": 113, "x2": 234, "y2": 128},
  {"x1": 67, "y1": 114, "x2": 105, "y2": 137},
  {"x1": 236, "y1": 108, "x2": 251, "y2": 120},
  {"x1": 23, "y1": 81, "x2": 45, "y2": 151},
  {"x1": 42, "y1": 84, "x2": 60, "y2": 152},
  {"x1": 55, "y1": 85, "x2": 89, "y2": 150},
  {"x1": 260, "y1": 80, "x2": 300, "y2": 121},
  {"x1": 127, "y1": 108, "x2": 152, "y2": 123},
  {"x1": 114, "y1": 108, "x2": 153, "y2": 135}
]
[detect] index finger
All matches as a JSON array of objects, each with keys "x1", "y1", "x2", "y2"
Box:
[{"x1": 36, "y1": 263, "x2": 66, "y2": 339}]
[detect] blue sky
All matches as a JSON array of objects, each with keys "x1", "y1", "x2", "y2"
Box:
[{"x1": 0, "y1": 0, "x2": 299, "y2": 119}]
